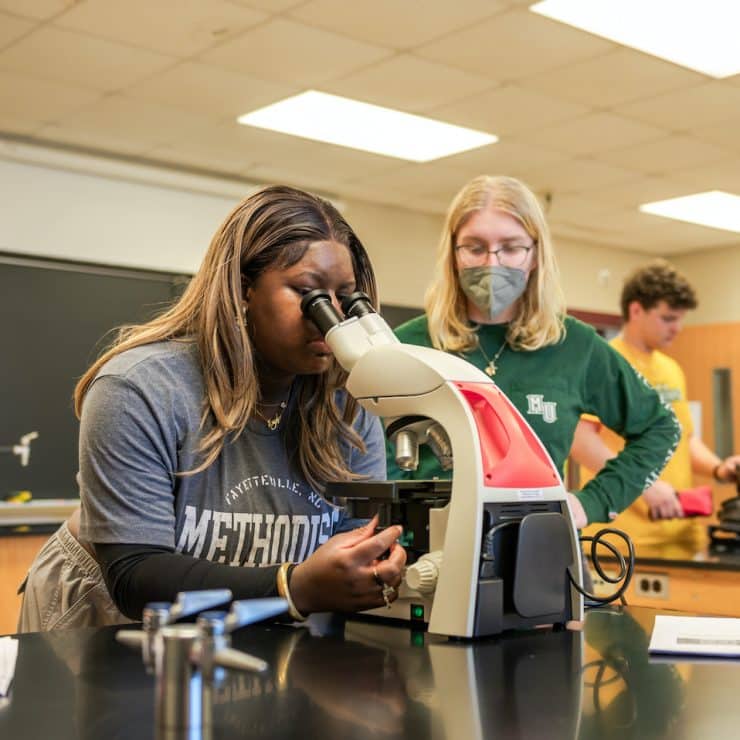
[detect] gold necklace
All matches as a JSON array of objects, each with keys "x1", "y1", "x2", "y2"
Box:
[
  {"x1": 254, "y1": 400, "x2": 287, "y2": 431},
  {"x1": 477, "y1": 339, "x2": 507, "y2": 377}
]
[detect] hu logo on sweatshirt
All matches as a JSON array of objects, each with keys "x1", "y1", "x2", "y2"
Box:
[{"x1": 526, "y1": 394, "x2": 558, "y2": 423}]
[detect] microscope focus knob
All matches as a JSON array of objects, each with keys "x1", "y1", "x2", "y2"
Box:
[{"x1": 405, "y1": 551, "x2": 443, "y2": 594}]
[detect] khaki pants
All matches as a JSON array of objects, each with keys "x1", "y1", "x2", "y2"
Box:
[{"x1": 17, "y1": 521, "x2": 133, "y2": 633}]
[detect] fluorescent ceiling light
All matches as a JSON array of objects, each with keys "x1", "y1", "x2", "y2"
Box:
[
  {"x1": 237, "y1": 90, "x2": 497, "y2": 163},
  {"x1": 640, "y1": 191, "x2": 740, "y2": 233},
  {"x1": 530, "y1": 0, "x2": 740, "y2": 78}
]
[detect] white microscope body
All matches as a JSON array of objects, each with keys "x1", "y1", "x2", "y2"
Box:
[{"x1": 303, "y1": 291, "x2": 583, "y2": 639}]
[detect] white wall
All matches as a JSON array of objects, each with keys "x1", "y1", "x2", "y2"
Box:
[
  {"x1": 1, "y1": 153, "x2": 735, "y2": 321},
  {"x1": 554, "y1": 238, "x2": 647, "y2": 316},
  {"x1": 0, "y1": 158, "x2": 238, "y2": 274},
  {"x1": 672, "y1": 245, "x2": 740, "y2": 326},
  {"x1": 343, "y1": 199, "x2": 441, "y2": 308}
]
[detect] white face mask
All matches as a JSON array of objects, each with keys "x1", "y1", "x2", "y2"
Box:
[{"x1": 459, "y1": 265, "x2": 528, "y2": 320}]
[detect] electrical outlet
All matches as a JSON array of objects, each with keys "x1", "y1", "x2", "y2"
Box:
[
  {"x1": 633, "y1": 572, "x2": 670, "y2": 599},
  {"x1": 587, "y1": 568, "x2": 613, "y2": 597}
]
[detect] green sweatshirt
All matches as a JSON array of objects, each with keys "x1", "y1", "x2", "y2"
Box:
[{"x1": 387, "y1": 315, "x2": 680, "y2": 525}]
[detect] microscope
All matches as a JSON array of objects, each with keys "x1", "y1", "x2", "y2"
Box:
[
  {"x1": 302, "y1": 290, "x2": 584, "y2": 639},
  {"x1": 709, "y1": 463, "x2": 740, "y2": 550}
]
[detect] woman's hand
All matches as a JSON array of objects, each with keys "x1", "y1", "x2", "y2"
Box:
[
  {"x1": 567, "y1": 493, "x2": 588, "y2": 529},
  {"x1": 289, "y1": 516, "x2": 406, "y2": 615}
]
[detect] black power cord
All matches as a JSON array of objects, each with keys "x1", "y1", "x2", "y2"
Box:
[
  {"x1": 479, "y1": 521, "x2": 635, "y2": 606},
  {"x1": 572, "y1": 528, "x2": 636, "y2": 606}
]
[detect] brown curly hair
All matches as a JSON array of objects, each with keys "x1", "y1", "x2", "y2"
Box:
[{"x1": 620, "y1": 259, "x2": 697, "y2": 320}]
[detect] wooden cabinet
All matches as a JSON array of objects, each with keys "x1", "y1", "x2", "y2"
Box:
[
  {"x1": 0, "y1": 533, "x2": 49, "y2": 635},
  {"x1": 589, "y1": 559, "x2": 740, "y2": 616},
  {"x1": 667, "y1": 321, "x2": 740, "y2": 514}
]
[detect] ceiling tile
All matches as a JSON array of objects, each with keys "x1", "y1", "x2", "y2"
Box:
[
  {"x1": 343, "y1": 160, "x2": 477, "y2": 206},
  {"x1": 340, "y1": 185, "x2": 426, "y2": 216},
  {"x1": 0, "y1": 68, "x2": 102, "y2": 121},
  {"x1": 48, "y1": 95, "x2": 216, "y2": 150},
  {"x1": 428, "y1": 84, "x2": 588, "y2": 137},
  {"x1": 636, "y1": 218, "x2": 740, "y2": 252},
  {"x1": 0, "y1": 26, "x2": 176, "y2": 92},
  {"x1": 514, "y1": 112, "x2": 666, "y2": 156},
  {"x1": 584, "y1": 175, "x2": 707, "y2": 209},
  {"x1": 549, "y1": 205, "x2": 660, "y2": 250},
  {"x1": 691, "y1": 119, "x2": 740, "y2": 156},
  {"x1": 0, "y1": 11, "x2": 34, "y2": 48},
  {"x1": 239, "y1": 126, "x2": 402, "y2": 182},
  {"x1": 595, "y1": 134, "x2": 729, "y2": 176},
  {"x1": 337, "y1": 177, "x2": 451, "y2": 216},
  {"x1": 518, "y1": 48, "x2": 704, "y2": 108},
  {"x1": 229, "y1": 0, "x2": 305, "y2": 11},
  {"x1": 672, "y1": 158, "x2": 740, "y2": 194},
  {"x1": 242, "y1": 163, "x2": 352, "y2": 198},
  {"x1": 417, "y1": 8, "x2": 614, "y2": 82},
  {"x1": 550, "y1": 204, "x2": 740, "y2": 255},
  {"x1": 288, "y1": 0, "x2": 507, "y2": 48},
  {"x1": 0, "y1": 112, "x2": 44, "y2": 135},
  {"x1": 33, "y1": 121, "x2": 159, "y2": 157},
  {"x1": 0, "y1": 0, "x2": 69, "y2": 20},
  {"x1": 440, "y1": 139, "x2": 569, "y2": 180},
  {"x1": 142, "y1": 121, "x2": 302, "y2": 175},
  {"x1": 322, "y1": 54, "x2": 494, "y2": 113},
  {"x1": 55, "y1": 0, "x2": 268, "y2": 57},
  {"x1": 126, "y1": 61, "x2": 295, "y2": 121},
  {"x1": 523, "y1": 157, "x2": 638, "y2": 194},
  {"x1": 199, "y1": 17, "x2": 391, "y2": 86},
  {"x1": 147, "y1": 142, "x2": 254, "y2": 177},
  {"x1": 617, "y1": 81, "x2": 740, "y2": 131}
]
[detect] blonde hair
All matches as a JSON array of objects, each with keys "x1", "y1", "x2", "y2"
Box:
[
  {"x1": 74, "y1": 185, "x2": 378, "y2": 491},
  {"x1": 425, "y1": 175, "x2": 565, "y2": 352}
]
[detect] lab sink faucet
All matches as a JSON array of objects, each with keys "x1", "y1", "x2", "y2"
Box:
[{"x1": 0, "y1": 431, "x2": 39, "y2": 466}]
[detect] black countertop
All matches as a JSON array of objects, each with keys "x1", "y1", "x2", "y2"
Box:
[{"x1": 2, "y1": 606, "x2": 739, "y2": 740}]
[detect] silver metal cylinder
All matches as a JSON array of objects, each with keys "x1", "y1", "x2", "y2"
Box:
[
  {"x1": 426, "y1": 422, "x2": 453, "y2": 471},
  {"x1": 394, "y1": 429, "x2": 419, "y2": 471},
  {"x1": 155, "y1": 624, "x2": 203, "y2": 734},
  {"x1": 143, "y1": 602, "x2": 172, "y2": 670},
  {"x1": 196, "y1": 611, "x2": 230, "y2": 684}
]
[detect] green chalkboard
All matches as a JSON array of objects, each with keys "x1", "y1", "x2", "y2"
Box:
[{"x1": 0, "y1": 253, "x2": 188, "y2": 500}]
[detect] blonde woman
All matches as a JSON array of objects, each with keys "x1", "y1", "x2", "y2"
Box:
[
  {"x1": 389, "y1": 175, "x2": 680, "y2": 529},
  {"x1": 19, "y1": 185, "x2": 405, "y2": 631}
]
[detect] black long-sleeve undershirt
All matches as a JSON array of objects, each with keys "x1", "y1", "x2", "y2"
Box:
[{"x1": 95, "y1": 543, "x2": 280, "y2": 620}]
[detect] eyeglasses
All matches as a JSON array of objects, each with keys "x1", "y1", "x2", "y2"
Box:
[{"x1": 454, "y1": 242, "x2": 535, "y2": 269}]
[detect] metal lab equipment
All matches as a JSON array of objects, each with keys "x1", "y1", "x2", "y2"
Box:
[{"x1": 116, "y1": 590, "x2": 287, "y2": 739}]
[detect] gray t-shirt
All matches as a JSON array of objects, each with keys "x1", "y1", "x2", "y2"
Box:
[{"x1": 79, "y1": 341, "x2": 385, "y2": 567}]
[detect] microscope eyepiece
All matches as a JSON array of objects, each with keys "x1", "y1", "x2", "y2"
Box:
[
  {"x1": 341, "y1": 291, "x2": 375, "y2": 318},
  {"x1": 300, "y1": 288, "x2": 343, "y2": 336}
]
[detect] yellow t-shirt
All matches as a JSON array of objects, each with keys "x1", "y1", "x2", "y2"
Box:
[{"x1": 580, "y1": 336, "x2": 705, "y2": 554}]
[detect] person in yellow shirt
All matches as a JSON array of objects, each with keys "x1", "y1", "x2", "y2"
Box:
[{"x1": 572, "y1": 259, "x2": 740, "y2": 555}]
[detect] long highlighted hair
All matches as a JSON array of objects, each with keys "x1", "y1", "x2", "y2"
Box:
[
  {"x1": 425, "y1": 175, "x2": 565, "y2": 352},
  {"x1": 74, "y1": 186, "x2": 378, "y2": 491}
]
